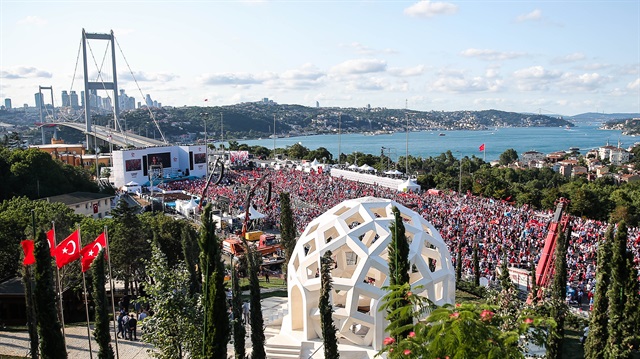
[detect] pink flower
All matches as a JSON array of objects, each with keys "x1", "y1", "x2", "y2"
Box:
[
  {"x1": 384, "y1": 337, "x2": 396, "y2": 346},
  {"x1": 449, "y1": 312, "x2": 459, "y2": 319},
  {"x1": 455, "y1": 303, "x2": 461, "y2": 307},
  {"x1": 480, "y1": 309, "x2": 495, "y2": 321},
  {"x1": 524, "y1": 317, "x2": 534, "y2": 324},
  {"x1": 408, "y1": 331, "x2": 416, "y2": 338},
  {"x1": 404, "y1": 349, "x2": 412, "y2": 355}
]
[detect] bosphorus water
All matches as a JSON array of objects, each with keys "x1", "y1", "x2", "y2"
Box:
[{"x1": 239, "y1": 124, "x2": 637, "y2": 162}]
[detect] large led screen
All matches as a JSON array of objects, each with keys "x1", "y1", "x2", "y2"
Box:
[
  {"x1": 125, "y1": 159, "x2": 142, "y2": 172},
  {"x1": 148, "y1": 152, "x2": 171, "y2": 168}
]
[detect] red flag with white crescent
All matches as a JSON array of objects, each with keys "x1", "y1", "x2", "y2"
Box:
[
  {"x1": 80, "y1": 232, "x2": 108, "y2": 272},
  {"x1": 46, "y1": 229, "x2": 56, "y2": 256},
  {"x1": 54, "y1": 230, "x2": 81, "y2": 269}
]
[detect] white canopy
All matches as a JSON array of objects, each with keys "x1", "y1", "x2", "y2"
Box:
[
  {"x1": 310, "y1": 158, "x2": 320, "y2": 166},
  {"x1": 384, "y1": 170, "x2": 403, "y2": 175},
  {"x1": 236, "y1": 206, "x2": 266, "y2": 220},
  {"x1": 348, "y1": 164, "x2": 358, "y2": 170},
  {"x1": 125, "y1": 181, "x2": 139, "y2": 186},
  {"x1": 398, "y1": 179, "x2": 421, "y2": 192},
  {"x1": 359, "y1": 164, "x2": 375, "y2": 172}
]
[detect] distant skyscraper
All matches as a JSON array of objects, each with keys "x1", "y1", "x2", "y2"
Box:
[
  {"x1": 70, "y1": 91, "x2": 79, "y2": 109},
  {"x1": 145, "y1": 94, "x2": 153, "y2": 108},
  {"x1": 80, "y1": 91, "x2": 85, "y2": 108},
  {"x1": 316, "y1": 101, "x2": 319, "y2": 108},
  {"x1": 34, "y1": 93, "x2": 44, "y2": 109},
  {"x1": 4, "y1": 98, "x2": 12, "y2": 109},
  {"x1": 61, "y1": 91, "x2": 70, "y2": 107}
]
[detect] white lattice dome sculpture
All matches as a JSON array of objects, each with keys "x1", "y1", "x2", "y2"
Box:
[{"x1": 287, "y1": 197, "x2": 455, "y2": 351}]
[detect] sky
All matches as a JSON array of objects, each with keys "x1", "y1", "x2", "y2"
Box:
[{"x1": 1, "y1": 1, "x2": 639, "y2": 116}]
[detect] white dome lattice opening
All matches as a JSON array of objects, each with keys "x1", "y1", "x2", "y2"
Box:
[{"x1": 287, "y1": 196, "x2": 456, "y2": 350}]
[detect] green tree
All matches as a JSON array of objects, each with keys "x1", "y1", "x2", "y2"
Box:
[
  {"x1": 22, "y1": 265, "x2": 39, "y2": 359},
  {"x1": 546, "y1": 227, "x2": 569, "y2": 359},
  {"x1": 606, "y1": 221, "x2": 628, "y2": 358},
  {"x1": 499, "y1": 148, "x2": 518, "y2": 165},
  {"x1": 244, "y1": 247, "x2": 266, "y2": 359},
  {"x1": 319, "y1": 251, "x2": 339, "y2": 359},
  {"x1": 91, "y1": 250, "x2": 115, "y2": 359},
  {"x1": 231, "y1": 268, "x2": 246, "y2": 359},
  {"x1": 181, "y1": 225, "x2": 201, "y2": 296},
  {"x1": 387, "y1": 206, "x2": 411, "y2": 339},
  {"x1": 33, "y1": 230, "x2": 67, "y2": 359},
  {"x1": 621, "y1": 248, "x2": 640, "y2": 357},
  {"x1": 585, "y1": 227, "x2": 612, "y2": 359},
  {"x1": 141, "y1": 244, "x2": 203, "y2": 358},
  {"x1": 110, "y1": 198, "x2": 149, "y2": 294},
  {"x1": 279, "y1": 192, "x2": 297, "y2": 275},
  {"x1": 198, "y1": 204, "x2": 229, "y2": 358},
  {"x1": 287, "y1": 143, "x2": 309, "y2": 159}
]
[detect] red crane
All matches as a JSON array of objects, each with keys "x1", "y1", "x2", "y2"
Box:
[{"x1": 535, "y1": 197, "x2": 571, "y2": 289}]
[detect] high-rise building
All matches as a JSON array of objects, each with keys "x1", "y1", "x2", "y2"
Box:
[
  {"x1": 80, "y1": 91, "x2": 85, "y2": 108},
  {"x1": 34, "y1": 93, "x2": 44, "y2": 109},
  {"x1": 4, "y1": 98, "x2": 12, "y2": 109},
  {"x1": 61, "y1": 91, "x2": 70, "y2": 107},
  {"x1": 70, "y1": 91, "x2": 79, "y2": 109},
  {"x1": 145, "y1": 94, "x2": 153, "y2": 108}
]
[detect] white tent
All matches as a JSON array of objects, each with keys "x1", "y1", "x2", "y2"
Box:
[
  {"x1": 398, "y1": 179, "x2": 421, "y2": 193},
  {"x1": 310, "y1": 158, "x2": 320, "y2": 166},
  {"x1": 359, "y1": 164, "x2": 375, "y2": 172},
  {"x1": 348, "y1": 164, "x2": 358, "y2": 170},
  {"x1": 236, "y1": 206, "x2": 266, "y2": 220},
  {"x1": 123, "y1": 181, "x2": 141, "y2": 194},
  {"x1": 384, "y1": 170, "x2": 403, "y2": 176}
]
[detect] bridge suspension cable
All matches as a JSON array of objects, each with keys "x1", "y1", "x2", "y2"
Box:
[{"x1": 115, "y1": 36, "x2": 167, "y2": 144}]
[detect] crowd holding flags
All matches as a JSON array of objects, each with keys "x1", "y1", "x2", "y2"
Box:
[{"x1": 20, "y1": 224, "x2": 119, "y2": 358}]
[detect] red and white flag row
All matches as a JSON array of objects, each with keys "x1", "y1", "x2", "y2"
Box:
[{"x1": 21, "y1": 229, "x2": 108, "y2": 272}]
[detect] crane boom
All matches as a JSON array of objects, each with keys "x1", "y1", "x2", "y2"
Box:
[{"x1": 535, "y1": 197, "x2": 571, "y2": 288}]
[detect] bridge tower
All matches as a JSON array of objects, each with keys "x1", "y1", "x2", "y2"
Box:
[
  {"x1": 38, "y1": 86, "x2": 56, "y2": 144},
  {"x1": 82, "y1": 29, "x2": 120, "y2": 150}
]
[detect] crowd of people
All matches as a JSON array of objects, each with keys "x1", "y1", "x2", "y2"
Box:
[{"x1": 158, "y1": 166, "x2": 640, "y2": 306}]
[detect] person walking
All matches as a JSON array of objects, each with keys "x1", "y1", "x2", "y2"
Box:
[{"x1": 128, "y1": 313, "x2": 138, "y2": 340}]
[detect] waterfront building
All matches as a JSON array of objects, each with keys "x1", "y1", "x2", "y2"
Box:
[{"x1": 4, "y1": 98, "x2": 11, "y2": 109}]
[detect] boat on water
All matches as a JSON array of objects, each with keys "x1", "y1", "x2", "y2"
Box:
[
  {"x1": 569, "y1": 147, "x2": 580, "y2": 151},
  {"x1": 439, "y1": 133, "x2": 446, "y2": 136}
]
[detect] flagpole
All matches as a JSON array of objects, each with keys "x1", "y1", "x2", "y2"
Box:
[
  {"x1": 82, "y1": 270, "x2": 94, "y2": 359},
  {"x1": 52, "y1": 221, "x2": 68, "y2": 354},
  {"x1": 484, "y1": 144, "x2": 486, "y2": 162},
  {"x1": 105, "y1": 226, "x2": 120, "y2": 359},
  {"x1": 28, "y1": 210, "x2": 39, "y2": 359}
]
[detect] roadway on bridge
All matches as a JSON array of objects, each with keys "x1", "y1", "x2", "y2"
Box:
[{"x1": 56, "y1": 122, "x2": 167, "y2": 148}]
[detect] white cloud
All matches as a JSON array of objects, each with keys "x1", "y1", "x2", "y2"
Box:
[
  {"x1": 513, "y1": 65, "x2": 561, "y2": 91},
  {"x1": 516, "y1": 9, "x2": 542, "y2": 22},
  {"x1": 460, "y1": 48, "x2": 526, "y2": 61},
  {"x1": 389, "y1": 65, "x2": 425, "y2": 77},
  {"x1": 404, "y1": 1, "x2": 458, "y2": 18},
  {"x1": 331, "y1": 59, "x2": 387, "y2": 75},
  {"x1": 559, "y1": 72, "x2": 609, "y2": 91},
  {"x1": 626, "y1": 78, "x2": 639, "y2": 90},
  {"x1": 340, "y1": 42, "x2": 398, "y2": 56},
  {"x1": 473, "y1": 97, "x2": 506, "y2": 106},
  {"x1": 198, "y1": 72, "x2": 273, "y2": 86},
  {"x1": 120, "y1": 71, "x2": 178, "y2": 82},
  {"x1": 581, "y1": 63, "x2": 610, "y2": 71},
  {"x1": 1, "y1": 66, "x2": 52, "y2": 79},
  {"x1": 432, "y1": 69, "x2": 503, "y2": 93},
  {"x1": 281, "y1": 64, "x2": 324, "y2": 81},
  {"x1": 17, "y1": 16, "x2": 47, "y2": 26},
  {"x1": 552, "y1": 52, "x2": 586, "y2": 64}
]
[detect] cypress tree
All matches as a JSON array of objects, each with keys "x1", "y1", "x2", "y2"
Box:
[
  {"x1": 621, "y1": 249, "x2": 640, "y2": 358},
  {"x1": 584, "y1": 227, "x2": 612, "y2": 359},
  {"x1": 33, "y1": 229, "x2": 67, "y2": 359},
  {"x1": 198, "y1": 204, "x2": 229, "y2": 358},
  {"x1": 473, "y1": 242, "x2": 480, "y2": 287},
  {"x1": 388, "y1": 207, "x2": 409, "y2": 286},
  {"x1": 387, "y1": 206, "x2": 411, "y2": 339},
  {"x1": 606, "y1": 221, "x2": 627, "y2": 359},
  {"x1": 529, "y1": 258, "x2": 539, "y2": 304},
  {"x1": 279, "y1": 192, "x2": 297, "y2": 275},
  {"x1": 91, "y1": 250, "x2": 114, "y2": 359},
  {"x1": 244, "y1": 247, "x2": 266, "y2": 359},
  {"x1": 547, "y1": 226, "x2": 569, "y2": 359},
  {"x1": 22, "y1": 264, "x2": 39, "y2": 359},
  {"x1": 232, "y1": 267, "x2": 246, "y2": 359},
  {"x1": 181, "y1": 225, "x2": 201, "y2": 296},
  {"x1": 455, "y1": 239, "x2": 463, "y2": 284},
  {"x1": 320, "y1": 251, "x2": 339, "y2": 359}
]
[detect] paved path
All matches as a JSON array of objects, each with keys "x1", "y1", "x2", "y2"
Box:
[{"x1": 0, "y1": 297, "x2": 287, "y2": 358}]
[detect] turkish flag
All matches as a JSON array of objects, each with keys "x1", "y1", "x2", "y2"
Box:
[
  {"x1": 21, "y1": 240, "x2": 35, "y2": 266},
  {"x1": 479, "y1": 143, "x2": 485, "y2": 151},
  {"x1": 46, "y1": 229, "x2": 56, "y2": 256},
  {"x1": 80, "y1": 233, "x2": 108, "y2": 272},
  {"x1": 54, "y1": 230, "x2": 81, "y2": 269}
]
